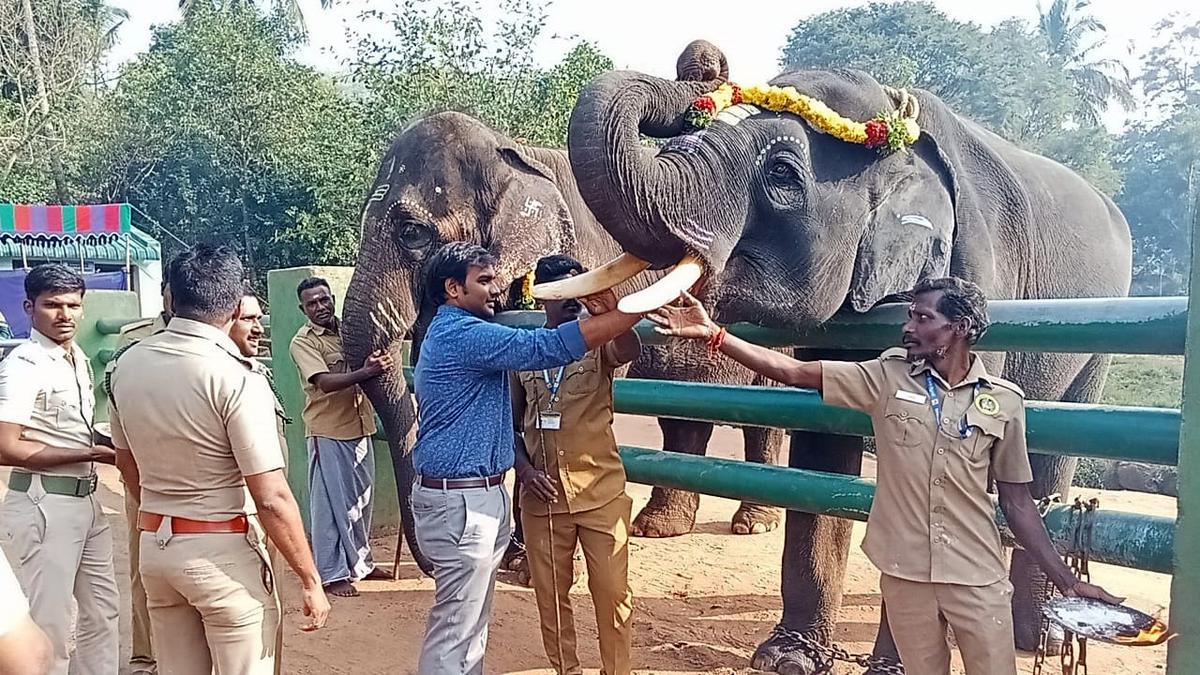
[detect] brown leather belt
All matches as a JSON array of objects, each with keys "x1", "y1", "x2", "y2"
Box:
[
  {"x1": 138, "y1": 512, "x2": 249, "y2": 534},
  {"x1": 418, "y1": 473, "x2": 504, "y2": 490}
]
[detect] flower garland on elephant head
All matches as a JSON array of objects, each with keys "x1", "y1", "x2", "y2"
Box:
[{"x1": 684, "y1": 82, "x2": 921, "y2": 155}]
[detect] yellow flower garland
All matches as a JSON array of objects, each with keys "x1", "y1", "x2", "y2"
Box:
[{"x1": 686, "y1": 83, "x2": 921, "y2": 154}]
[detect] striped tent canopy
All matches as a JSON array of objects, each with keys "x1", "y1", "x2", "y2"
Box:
[{"x1": 0, "y1": 203, "x2": 132, "y2": 243}]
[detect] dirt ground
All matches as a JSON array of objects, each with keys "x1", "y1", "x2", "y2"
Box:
[{"x1": 1, "y1": 414, "x2": 1174, "y2": 674}]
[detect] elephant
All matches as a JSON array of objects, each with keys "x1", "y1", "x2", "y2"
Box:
[
  {"x1": 557, "y1": 39, "x2": 1132, "y2": 673},
  {"x1": 340, "y1": 45, "x2": 791, "y2": 579}
]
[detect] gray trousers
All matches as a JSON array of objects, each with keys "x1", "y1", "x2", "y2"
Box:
[{"x1": 412, "y1": 481, "x2": 510, "y2": 675}]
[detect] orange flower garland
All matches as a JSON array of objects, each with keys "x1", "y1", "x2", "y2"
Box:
[{"x1": 684, "y1": 82, "x2": 921, "y2": 154}]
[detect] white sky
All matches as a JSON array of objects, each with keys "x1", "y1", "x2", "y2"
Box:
[{"x1": 107, "y1": 0, "x2": 1196, "y2": 130}]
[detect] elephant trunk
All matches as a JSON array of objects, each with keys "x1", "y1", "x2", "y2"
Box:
[
  {"x1": 341, "y1": 233, "x2": 433, "y2": 576},
  {"x1": 566, "y1": 70, "x2": 722, "y2": 270}
]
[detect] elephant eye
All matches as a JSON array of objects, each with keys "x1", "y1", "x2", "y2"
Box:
[
  {"x1": 396, "y1": 220, "x2": 434, "y2": 250},
  {"x1": 767, "y1": 158, "x2": 801, "y2": 184}
]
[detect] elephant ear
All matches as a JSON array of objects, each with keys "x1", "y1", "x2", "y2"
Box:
[
  {"x1": 488, "y1": 144, "x2": 578, "y2": 282},
  {"x1": 848, "y1": 152, "x2": 955, "y2": 312}
]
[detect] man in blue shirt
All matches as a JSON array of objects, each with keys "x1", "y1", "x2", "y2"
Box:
[{"x1": 412, "y1": 242, "x2": 643, "y2": 674}]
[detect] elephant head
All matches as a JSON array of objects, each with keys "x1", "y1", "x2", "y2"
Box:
[
  {"x1": 560, "y1": 60, "x2": 1007, "y2": 328},
  {"x1": 342, "y1": 112, "x2": 580, "y2": 571}
]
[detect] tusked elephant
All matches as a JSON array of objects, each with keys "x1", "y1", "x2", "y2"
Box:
[
  {"x1": 554, "y1": 39, "x2": 1132, "y2": 674},
  {"x1": 340, "y1": 43, "x2": 790, "y2": 579}
]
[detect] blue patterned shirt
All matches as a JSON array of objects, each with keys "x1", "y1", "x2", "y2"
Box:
[{"x1": 412, "y1": 304, "x2": 588, "y2": 479}]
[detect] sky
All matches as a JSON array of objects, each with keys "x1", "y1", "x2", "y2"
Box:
[{"x1": 108, "y1": 0, "x2": 1196, "y2": 131}]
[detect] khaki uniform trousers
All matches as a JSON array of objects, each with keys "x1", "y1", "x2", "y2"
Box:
[
  {"x1": 880, "y1": 573, "x2": 1017, "y2": 675},
  {"x1": 140, "y1": 527, "x2": 281, "y2": 675},
  {"x1": 124, "y1": 489, "x2": 156, "y2": 671},
  {"x1": 521, "y1": 492, "x2": 633, "y2": 675},
  {"x1": 1, "y1": 487, "x2": 120, "y2": 675}
]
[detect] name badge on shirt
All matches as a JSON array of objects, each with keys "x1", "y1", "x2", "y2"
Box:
[
  {"x1": 538, "y1": 411, "x2": 562, "y2": 430},
  {"x1": 895, "y1": 389, "x2": 927, "y2": 404}
]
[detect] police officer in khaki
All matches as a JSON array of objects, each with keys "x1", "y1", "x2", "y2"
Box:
[
  {"x1": 512, "y1": 255, "x2": 639, "y2": 675},
  {"x1": 109, "y1": 246, "x2": 330, "y2": 675},
  {"x1": 0, "y1": 264, "x2": 120, "y2": 675},
  {"x1": 649, "y1": 277, "x2": 1123, "y2": 675},
  {"x1": 107, "y1": 277, "x2": 173, "y2": 675},
  {"x1": 228, "y1": 284, "x2": 290, "y2": 675}
]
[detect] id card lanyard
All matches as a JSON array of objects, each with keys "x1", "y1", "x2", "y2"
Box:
[
  {"x1": 924, "y1": 373, "x2": 979, "y2": 439},
  {"x1": 538, "y1": 366, "x2": 566, "y2": 430}
]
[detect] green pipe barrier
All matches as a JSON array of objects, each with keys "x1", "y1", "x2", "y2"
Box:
[
  {"x1": 618, "y1": 446, "x2": 1175, "y2": 574},
  {"x1": 494, "y1": 296, "x2": 1188, "y2": 355},
  {"x1": 398, "y1": 369, "x2": 1179, "y2": 465}
]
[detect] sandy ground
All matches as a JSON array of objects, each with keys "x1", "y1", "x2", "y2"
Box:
[{"x1": 0, "y1": 415, "x2": 1174, "y2": 674}]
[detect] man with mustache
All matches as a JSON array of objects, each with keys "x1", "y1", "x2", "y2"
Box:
[
  {"x1": 648, "y1": 277, "x2": 1122, "y2": 675},
  {"x1": 511, "y1": 254, "x2": 640, "y2": 675},
  {"x1": 230, "y1": 283, "x2": 290, "y2": 675},
  {"x1": 0, "y1": 264, "x2": 120, "y2": 675},
  {"x1": 412, "y1": 242, "x2": 644, "y2": 675},
  {"x1": 290, "y1": 277, "x2": 392, "y2": 598}
]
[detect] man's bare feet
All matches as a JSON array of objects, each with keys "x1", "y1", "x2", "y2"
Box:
[
  {"x1": 325, "y1": 579, "x2": 358, "y2": 597},
  {"x1": 362, "y1": 567, "x2": 391, "y2": 581}
]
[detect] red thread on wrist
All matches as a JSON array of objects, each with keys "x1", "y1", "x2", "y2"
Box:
[{"x1": 707, "y1": 326, "x2": 727, "y2": 356}]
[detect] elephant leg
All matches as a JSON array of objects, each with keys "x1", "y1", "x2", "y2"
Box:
[
  {"x1": 631, "y1": 418, "x2": 714, "y2": 538},
  {"x1": 753, "y1": 431, "x2": 902, "y2": 675},
  {"x1": 1005, "y1": 352, "x2": 1108, "y2": 652},
  {"x1": 732, "y1": 426, "x2": 785, "y2": 535}
]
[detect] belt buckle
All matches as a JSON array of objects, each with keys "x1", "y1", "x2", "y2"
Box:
[{"x1": 75, "y1": 474, "x2": 98, "y2": 497}]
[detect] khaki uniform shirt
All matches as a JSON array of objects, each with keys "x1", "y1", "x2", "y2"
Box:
[
  {"x1": 108, "y1": 318, "x2": 285, "y2": 520},
  {"x1": 115, "y1": 314, "x2": 169, "y2": 351},
  {"x1": 513, "y1": 343, "x2": 631, "y2": 516},
  {"x1": 821, "y1": 348, "x2": 1033, "y2": 587},
  {"x1": 289, "y1": 321, "x2": 376, "y2": 440},
  {"x1": 0, "y1": 329, "x2": 95, "y2": 477}
]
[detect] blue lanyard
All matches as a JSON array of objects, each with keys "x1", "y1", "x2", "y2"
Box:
[
  {"x1": 924, "y1": 373, "x2": 979, "y2": 439},
  {"x1": 542, "y1": 366, "x2": 566, "y2": 402}
]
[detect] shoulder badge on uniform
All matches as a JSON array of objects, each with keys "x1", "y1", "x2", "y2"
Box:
[
  {"x1": 974, "y1": 393, "x2": 1001, "y2": 416},
  {"x1": 117, "y1": 318, "x2": 154, "y2": 336},
  {"x1": 987, "y1": 376, "x2": 1026, "y2": 399},
  {"x1": 879, "y1": 347, "x2": 909, "y2": 361},
  {"x1": 104, "y1": 340, "x2": 143, "y2": 405}
]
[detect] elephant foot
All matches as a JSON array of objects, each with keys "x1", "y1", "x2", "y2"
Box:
[
  {"x1": 750, "y1": 625, "x2": 833, "y2": 675},
  {"x1": 731, "y1": 502, "x2": 782, "y2": 535},
  {"x1": 631, "y1": 487, "x2": 699, "y2": 538}
]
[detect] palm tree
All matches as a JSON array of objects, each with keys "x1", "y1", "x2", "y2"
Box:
[
  {"x1": 179, "y1": 0, "x2": 334, "y2": 36},
  {"x1": 80, "y1": 0, "x2": 129, "y2": 89},
  {"x1": 1038, "y1": 0, "x2": 1135, "y2": 125}
]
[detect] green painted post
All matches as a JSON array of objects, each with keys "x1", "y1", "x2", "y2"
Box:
[
  {"x1": 1168, "y1": 220, "x2": 1200, "y2": 669},
  {"x1": 266, "y1": 267, "x2": 399, "y2": 536},
  {"x1": 80, "y1": 290, "x2": 141, "y2": 424}
]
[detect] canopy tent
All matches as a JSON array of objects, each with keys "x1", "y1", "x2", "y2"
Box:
[{"x1": 0, "y1": 202, "x2": 160, "y2": 271}]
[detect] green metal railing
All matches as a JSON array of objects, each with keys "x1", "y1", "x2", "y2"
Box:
[
  {"x1": 619, "y1": 446, "x2": 1174, "y2": 574},
  {"x1": 496, "y1": 296, "x2": 1188, "y2": 354}
]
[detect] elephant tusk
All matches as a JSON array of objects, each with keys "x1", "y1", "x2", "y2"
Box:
[
  {"x1": 616, "y1": 253, "x2": 704, "y2": 314},
  {"x1": 531, "y1": 252, "x2": 652, "y2": 300}
]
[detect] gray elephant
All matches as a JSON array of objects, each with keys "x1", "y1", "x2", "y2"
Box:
[
  {"x1": 340, "y1": 56, "x2": 790, "y2": 575},
  {"x1": 552, "y1": 40, "x2": 1132, "y2": 673}
]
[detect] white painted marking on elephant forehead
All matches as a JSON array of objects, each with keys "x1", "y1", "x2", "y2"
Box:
[
  {"x1": 389, "y1": 198, "x2": 434, "y2": 223},
  {"x1": 900, "y1": 214, "x2": 934, "y2": 230},
  {"x1": 520, "y1": 196, "x2": 544, "y2": 218},
  {"x1": 754, "y1": 135, "x2": 803, "y2": 167},
  {"x1": 715, "y1": 104, "x2": 760, "y2": 127},
  {"x1": 434, "y1": 186, "x2": 443, "y2": 194},
  {"x1": 367, "y1": 185, "x2": 389, "y2": 205},
  {"x1": 384, "y1": 156, "x2": 395, "y2": 177}
]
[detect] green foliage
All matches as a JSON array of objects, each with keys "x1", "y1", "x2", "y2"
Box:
[
  {"x1": 348, "y1": 0, "x2": 611, "y2": 147},
  {"x1": 778, "y1": 2, "x2": 1120, "y2": 195},
  {"x1": 86, "y1": 4, "x2": 374, "y2": 280},
  {"x1": 1100, "y1": 355, "x2": 1184, "y2": 408}
]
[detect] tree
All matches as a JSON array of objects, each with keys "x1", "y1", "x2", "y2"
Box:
[
  {"x1": 180, "y1": 0, "x2": 334, "y2": 36},
  {"x1": 347, "y1": 0, "x2": 612, "y2": 147},
  {"x1": 777, "y1": 2, "x2": 1119, "y2": 194},
  {"x1": 89, "y1": 4, "x2": 374, "y2": 280},
  {"x1": 1037, "y1": 0, "x2": 1135, "y2": 125}
]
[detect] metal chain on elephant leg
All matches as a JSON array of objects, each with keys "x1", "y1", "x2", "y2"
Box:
[
  {"x1": 768, "y1": 624, "x2": 905, "y2": 675},
  {"x1": 1032, "y1": 497, "x2": 1097, "y2": 675}
]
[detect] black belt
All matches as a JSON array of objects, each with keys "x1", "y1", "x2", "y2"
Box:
[
  {"x1": 418, "y1": 473, "x2": 504, "y2": 490},
  {"x1": 9, "y1": 471, "x2": 98, "y2": 497}
]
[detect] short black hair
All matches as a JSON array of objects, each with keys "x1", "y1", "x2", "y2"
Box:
[
  {"x1": 423, "y1": 242, "x2": 497, "y2": 306},
  {"x1": 534, "y1": 254, "x2": 585, "y2": 285},
  {"x1": 25, "y1": 264, "x2": 85, "y2": 302},
  {"x1": 296, "y1": 276, "x2": 329, "y2": 299},
  {"x1": 242, "y1": 279, "x2": 259, "y2": 300},
  {"x1": 167, "y1": 245, "x2": 244, "y2": 324},
  {"x1": 912, "y1": 277, "x2": 990, "y2": 344}
]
